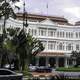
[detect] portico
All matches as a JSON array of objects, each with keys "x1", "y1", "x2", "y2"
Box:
[{"x1": 36, "y1": 52, "x2": 69, "y2": 68}]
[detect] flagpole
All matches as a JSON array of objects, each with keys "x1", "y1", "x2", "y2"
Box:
[
  {"x1": 23, "y1": 1, "x2": 25, "y2": 30},
  {"x1": 46, "y1": 2, "x2": 48, "y2": 15}
]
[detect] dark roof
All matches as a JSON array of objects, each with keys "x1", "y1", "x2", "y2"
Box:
[
  {"x1": 16, "y1": 13, "x2": 76, "y2": 26},
  {"x1": 16, "y1": 13, "x2": 68, "y2": 23}
]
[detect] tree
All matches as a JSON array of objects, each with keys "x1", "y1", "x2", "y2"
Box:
[
  {"x1": 15, "y1": 30, "x2": 44, "y2": 71},
  {"x1": 6, "y1": 28, "x2": 44, "y2": 71},
  {"x1": 0, "y1": 0, "x2": 19, "y2": 37},
  {"x1": 25, "y1": 33, "x2": 44, "y2": 66},
  {"x1": 71, "y1": 51, "x2": 80, "y2": 67},
  {"x1": 0, "y1": 0, "x2": 20, "y2": 68},
  {"x1": 0, "y1": 28, "x2": 18, "y2": 68}
]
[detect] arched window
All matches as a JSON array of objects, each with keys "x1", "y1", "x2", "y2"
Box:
[
  {"x1": 59, "y1": 43, "x2": 63, "y2": 50},
  {"x1": 76, "y1": 44, "x2": 79, "y2": 50},
  {"x1": 67, "y1": 44, "x2": 72, "y2": 50}
]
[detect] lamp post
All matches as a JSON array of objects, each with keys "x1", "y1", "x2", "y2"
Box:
[{"x1": 23, "y1": 1, "x2": 28, "y2": 31}]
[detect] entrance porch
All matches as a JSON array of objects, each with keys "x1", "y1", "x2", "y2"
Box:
[{"x1": 36, "y1": 52, "x2": 71, "y2": 68}]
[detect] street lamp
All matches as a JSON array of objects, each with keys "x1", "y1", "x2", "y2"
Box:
[{"x1": 23, "y1": 1, "x2": 28, "y2": 31}]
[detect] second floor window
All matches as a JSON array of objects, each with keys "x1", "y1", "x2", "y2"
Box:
[
  {"x1": 67, "y1": 44, "x2": 73, "y2": 51},
  {"x1": 39, "y1": 28, "x2": 46, "y2": 36},
  {"x1": 76, "y1": 44, "x2": 79, "y2": 50},
  {"x1": 48, "y1": 41, "x2": 56, "y2": 50},
  {"x1": 76, "y1": 32, "x2": 78, "y2": 38},
  {"x1": 59, "y1": 43, "x2": 63, "y2": 50},
  {"x1": 48, "y1": 30, "x2": 53, "y2": 37}
]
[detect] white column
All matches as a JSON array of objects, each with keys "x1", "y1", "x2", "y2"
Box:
[
  {"x1": 46, "y1": 41, "x2": 48, "y2": 50},
  {"x1": 56, "y1": 57, "x2": 59, "y2": 68},
  {"x1": 64, "y1": 42, "x2": 66, "y2": 51},
  {"x1": 55, "y1": 42, "x2": 57, "y2": 51},
  {"x1": 65, "y1": 57, "x2": 68, "y2": 68},
  {"x1": 73, "y1": 43, "x2": 76, "y2": 51},
  {"x1": 46, "y1": 28, "x2": 48, "y2": 37}
]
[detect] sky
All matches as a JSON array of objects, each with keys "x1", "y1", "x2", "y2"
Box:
[{"x1": 13, "y1": 0, "x2": 80, "y2": 24}]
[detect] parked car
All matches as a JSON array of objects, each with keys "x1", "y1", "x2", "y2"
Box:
[
  {"x1": 4, "y1": 64, "x2": 14, "y2": 70},
  {"x1": 29, "y1": 65, "x2": 37, "y2": 72},
  {"x1": 36, "y1": 66, "x2": 52, "y2": 72},
  {"x1": 0, "y1": 68, "x2": 23, "y2": 80}
]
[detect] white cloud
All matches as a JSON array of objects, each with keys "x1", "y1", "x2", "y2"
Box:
[
  {"x1": 64, "y1": 7, "x2": 80, "y2": 18},
  {"x1": 11, "y1": 0, "x2": 80, "y2": 23},
  {"x1": 32, "y1": 8, "x2": 41, "y2": 14}
]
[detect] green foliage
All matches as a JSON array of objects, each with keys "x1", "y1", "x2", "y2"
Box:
[
  {"x1": 0, "y1": 0, "x2": 20, "y2": 69},
  {"x1": 0, "y1": 1, "x2": 16, "y2": 19},
  {"x1": 56, "y1": 67, "x2": 80, "y2": 72},
  {"x1": 6, "y1": 29, "x2": 44, "y2": 71},
  {"x1": 7, "y1": 28, "x2": 16, "y2": 36},
  {"x1": 3, "y1": 39, "x2": 16, "y2": 53},
  {"x1": 11, "y1": 0, "x2": 20, "y2": 2},
  {"x1": 22, "y1": 65, "x2": 32, "y2": 77},
  {"x1": 71, "y1": 51, "x2": 80, "y2": 66},
  {"x1": 0, "y1": 22, "x2": 44, "y2": 70}
]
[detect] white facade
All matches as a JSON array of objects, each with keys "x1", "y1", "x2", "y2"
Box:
[{"x1": 0, "y1": 16, "x2": 80, "y2": 67}]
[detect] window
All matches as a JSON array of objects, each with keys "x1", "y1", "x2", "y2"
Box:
[
  {"x1": 28, "y1": 29, "x2": 32, "y2": 35},
  {"x1": 69, "y1": 32, "x2": 70, "y2": 38},
  {"x1": 76, "y1": 32, "x2": 78, "y2": 38},
  {"x1": 63, "y1": 32, "x2": 64, "y2": 37},
  {"x1": 67, "y1": 44, "x2": 73, "y2": 51},
  {"x1": 48, "y1": 30, "x2": 53, "y2": 36},
  {"x1": 53, "y1": 32, "x2": 56, "y2": 37},
  {"x1": 33, "y1": 29, "x2": 37, "y2": 36},
  {"x1": 76, "y1": 44, "x2": 79, "y2": 50},
  {"x1": 60, "y1": 32, "x2": 62, "y2": 37},
  {"x1": 57, "y1": 32, "x2": 59, "y2": 37},
  {"x1": 71, "y1": 32, "x2": 73, "y2": 38},
  {"x1": 39, "y1": 28, "x2": 46, "y2": 36},
  {"x1": 66, "y1": 32, "x2": 68, "y2": 38},
  {"x1": 59, "y1": 43, "x2": 63, "y2": 50},
  {"x1": 29, "y1": 29, "x2": 37, "y2": 36},
  {"x1": 48, "y1": 41, "x2": 56, "y2": 50},
  {"x1": 48, "y1": 42, "x2": 53, "y2": 50}
]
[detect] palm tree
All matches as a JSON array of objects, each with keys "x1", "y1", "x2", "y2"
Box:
[
  {"x1": 26, "y1": 33, "x2": 44, "y2": 65},
  {"x1": 7, "y1": 28, "x2": 44, "y2": 71},
  {"x1": 71, "y1": 51, "x2": 80, "y2": 67},
  {"x1": 0, "y1": 0, "x2": 19, "y2": 38},
  {"x1": 0, "y1": 1, "x2": 44, "y2": 71},
  {"x1": 0, "y1": 0, "x2": 20, "y2": 68}
]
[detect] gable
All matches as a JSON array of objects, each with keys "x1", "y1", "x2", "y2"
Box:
[{"x1": 40, "y1": 18, "x2": 57, "y2": 25}]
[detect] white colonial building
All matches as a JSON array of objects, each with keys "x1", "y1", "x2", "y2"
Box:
[{"x1": 0, "y1": 13, "x2": 80, "y2": 68}]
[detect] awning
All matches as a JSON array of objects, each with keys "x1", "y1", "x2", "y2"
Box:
[{"x1": 36, "y1": 52, "x2": 64, "y2": 57}]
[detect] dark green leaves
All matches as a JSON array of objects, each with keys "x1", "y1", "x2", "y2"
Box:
[
  {"x1": 11, "y1": 0, "x2": 19, "y2": 2},
  {"x1": 17, "y1": 29, "x2": 27, "y2": 46}
]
